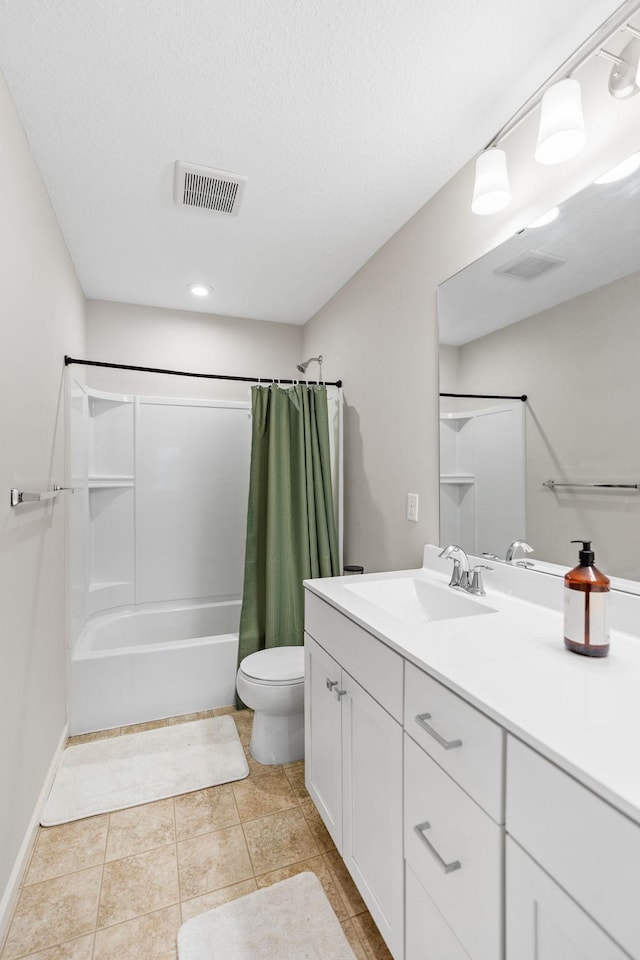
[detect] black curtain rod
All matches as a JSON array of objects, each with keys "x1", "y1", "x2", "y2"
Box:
[
  {"x1": 64, "y1": 356, "x2": 343, "y2": 389},
  {"x1": 440, "y1": 392, "x2": 527, "y2": 401}
]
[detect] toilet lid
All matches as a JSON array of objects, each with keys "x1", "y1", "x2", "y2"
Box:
[{"x1": 240, "y1": 646, "x2": 304, "y2": 683}]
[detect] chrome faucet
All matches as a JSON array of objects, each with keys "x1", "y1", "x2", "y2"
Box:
[
  {"x1": 505, "y1": 540, "x2": 534, "y2": 563},
  {"x1": 438, "y1": 544, "x2": 471, "y2": 591}
]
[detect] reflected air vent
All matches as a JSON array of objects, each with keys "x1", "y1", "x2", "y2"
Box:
[
  {"x1": 174, "y1": 162, "x2": 247, "y2": 216},
  {"x1": 494, "y1": 251, "x2": 567, "y2": 281}
]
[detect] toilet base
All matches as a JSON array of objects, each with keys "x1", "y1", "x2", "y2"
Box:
[{"x1": 250, "y1": 710, "x2": 305, "y2": 765}]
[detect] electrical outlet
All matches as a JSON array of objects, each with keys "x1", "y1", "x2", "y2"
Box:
[{"x1": 407, "y1": 493, "x2": 419, "y2": 522}]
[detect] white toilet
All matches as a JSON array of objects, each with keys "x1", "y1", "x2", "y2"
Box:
[{"x1": 236, "y1": 646, "x2": 305, "y2": 765}]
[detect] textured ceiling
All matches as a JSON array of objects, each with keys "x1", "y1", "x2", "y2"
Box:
[{"x1": 0, "y1": 0, "x2": 626, "y2": 323}]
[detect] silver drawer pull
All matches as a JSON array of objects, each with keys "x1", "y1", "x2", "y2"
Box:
[
  {"x1": 414, "y1": 821, "x2": 461, "y2": 874},
  {"x1": 415, "y1": 713, "x2": 462, "y2": 750},
  {"x1": 326, "y1": 679, "x2": 339, "y2": 692},
  {"x1": 334, "y1": 688, "x2": 347, "y2": 700}
]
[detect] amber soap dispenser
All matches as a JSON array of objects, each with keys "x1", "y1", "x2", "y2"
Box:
[{"x1": 564, "y1": 540, "x2": 610, "y2": 657}]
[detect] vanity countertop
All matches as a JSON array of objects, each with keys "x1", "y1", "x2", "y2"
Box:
[{"x1": 304, "y1": 546, "x2": 640, "y2": 827}]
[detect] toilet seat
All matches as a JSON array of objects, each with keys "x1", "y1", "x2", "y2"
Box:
[{"x1": 239, "y1": 646, "x2": 304, "y2": 685}]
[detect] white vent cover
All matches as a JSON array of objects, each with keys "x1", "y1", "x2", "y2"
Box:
[
  {"x1": 174, "y1": 161, "x2": 247, "y2": 216},
  {"x1": 494, "y1": 251, "x2": 567, "y2": 281}
]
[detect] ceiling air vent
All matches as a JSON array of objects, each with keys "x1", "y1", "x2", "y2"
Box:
[
  {"x1": 174, "y1": 161, "x2": 247, "y2": 216},
  {"x1": 494, "y1": 251, "x2": 567, "y2": 281}
]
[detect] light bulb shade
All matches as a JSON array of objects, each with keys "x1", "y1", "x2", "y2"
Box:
[
  {"x1": 535, "y1": 78, "x2": 586, "y2": 165},
  {"x1": 471, "y1": 148, "x2": 511, "y2": 215}
]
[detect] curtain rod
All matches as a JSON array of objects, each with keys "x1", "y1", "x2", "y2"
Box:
[
  {"x1": 64, "y1": 356, "x2": 343, "y2": 388},
  {"x1": 440, "y1": 392, "x2": 527, "y2": 401}
]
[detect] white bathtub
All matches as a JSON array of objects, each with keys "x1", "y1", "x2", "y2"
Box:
[{"x1": 69, "y1": 600, "x2": 240, "y2": 735}]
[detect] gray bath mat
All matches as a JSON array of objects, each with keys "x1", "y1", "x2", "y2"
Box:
[
  {"x1": 41, "y1": 716, "x2": 249, "y2": 825},
  {"x1": 177, "y1": 872, "x2": 357, "y2": 960}
]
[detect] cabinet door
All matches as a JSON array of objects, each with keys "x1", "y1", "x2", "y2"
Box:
[
  {"x1": 342, "y1": 671, "x2": 403, "y2": 960},
  {"x1": 304, "y1": 634, "x2": 343, "y2": 849},
  {"x1": 506, "y1": 839, "x2": 628, "y2": 960}
]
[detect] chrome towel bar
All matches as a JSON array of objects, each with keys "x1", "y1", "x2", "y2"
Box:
[
  {"x1": 543, "y1": 480, "x2": 639, "y2": 490},
  {"x1": 10, "y1": 484, "x2": 74, "y2": 507}
]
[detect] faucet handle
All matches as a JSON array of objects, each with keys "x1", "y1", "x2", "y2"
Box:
[
  {"x1": 482, "y1": 552, "x2": 501, "y2": 562},
  {"x1": 469, "y1": 564, "x2": 492, "y2": 596}
]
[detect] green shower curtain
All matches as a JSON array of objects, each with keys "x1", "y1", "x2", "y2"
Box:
[{"x1": 237, "y1": 384, "x2": 340, "y2": 672}]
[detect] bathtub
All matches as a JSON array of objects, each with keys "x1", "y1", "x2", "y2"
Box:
[{"x1": 69, "y1": 600, "x2": 241, "y2": 735}]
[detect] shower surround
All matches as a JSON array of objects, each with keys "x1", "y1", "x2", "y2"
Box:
[{"x1": 68, "y1": 378, "x2": 252, "y2": 734}]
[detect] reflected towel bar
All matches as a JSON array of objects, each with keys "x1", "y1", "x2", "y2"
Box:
[
  {"x1": 543, "y1": 480, "x2": 639, "y2": 490},
  {"x1": 10, "y1": 484, "x2": 74, "y2": 507}
]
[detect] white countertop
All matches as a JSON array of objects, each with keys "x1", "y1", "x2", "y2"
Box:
[{"x1": 304, "y1": 545, "x2": 640, "y2": 827}]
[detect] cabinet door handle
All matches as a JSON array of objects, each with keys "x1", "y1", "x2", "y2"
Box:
[
  {"x1": 326, "y1": 679, "x2": 339, "y2": 692},
  {"x1": 414, "y1": 713, "x2": 462, "y2": 750},
  {"x1": 414, "y1": 821, "x2": 461, "y2": 874},
  {"x1": 334, "y1": 688, "x2": 347, "y2": 700}
]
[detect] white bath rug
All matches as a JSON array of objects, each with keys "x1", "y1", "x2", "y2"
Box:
[
  {"x1": 177, "y1": 872, "x2": 357, "y2": 960},
  {"x1": 41, "y1": 716, "x2": 249, "y2": 825}
]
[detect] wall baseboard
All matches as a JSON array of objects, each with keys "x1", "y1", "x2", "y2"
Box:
[{"x1": 0, "y1": 722, "x2": 69, "y2": 949}]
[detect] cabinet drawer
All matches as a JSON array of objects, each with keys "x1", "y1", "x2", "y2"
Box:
[
  {"x1": 406, "y1": 863, "x2": 471, "y2": 960},
  {"x1": 507, "y1": 736, "x2": 640, "y2": 958},
  {"x1": 405, "y1": 661, "x2": 504, "y2": 822},
  {"x1": 304, "y1": 591, "x2": 403, "y2": 721},
  {"x1": 404, "y1": 734, "x2": 503, "y2": 960}
]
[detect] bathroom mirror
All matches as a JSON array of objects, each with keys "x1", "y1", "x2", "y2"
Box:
[{"x1": 438, "y1": 151, "x2": 640, "y2": 583}]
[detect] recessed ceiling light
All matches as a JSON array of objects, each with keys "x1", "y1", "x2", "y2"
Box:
[
  {"x1": 187, "y1": 282, "x2": 213, "y2": 297},
  {"x1": 527, "y1": 207, "x2": 559, "y2": 228},
  {"x1": 594, "y1": 152, "x2": 640, "y2": 184}
]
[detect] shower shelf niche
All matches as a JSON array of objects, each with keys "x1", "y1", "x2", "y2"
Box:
[
  {"x1": 440, "y1": 473, "x2": 475, "y2": 485},
  {"x1": 84, "y1": 389, "x2": 135, "y2": 615},
  {"x1": 88, "y1": 477, "x2": 135, "y2": 488}
]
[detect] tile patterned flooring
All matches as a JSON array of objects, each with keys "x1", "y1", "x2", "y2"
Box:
[{"x1": 1, "y1": 708, "x2": 392, "y2": 960}]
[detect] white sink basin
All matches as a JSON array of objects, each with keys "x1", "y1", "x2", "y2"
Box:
[{"x1": 343, "y1": 577, "x2": 497, "y2": 623}]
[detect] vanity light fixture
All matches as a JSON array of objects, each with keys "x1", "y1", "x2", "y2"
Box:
[
  {"x1": 187, "y1": 282, "x2": 213, "y2": 297},
  {"x1": 593, "y1": 151, "x2": 640, "y2": 183},
  {"x1": 471, "y1": 148, "x2": 511, "y2": 215},
  {"x1": 470, "y1": 2, "x2": 640, "y2": 215},
  {"x1": 534, "y1": 78, "x2": 586, "y2": 165},
  {"x1": 527, "y1": 207, "x2": 559, "y2": 228}
]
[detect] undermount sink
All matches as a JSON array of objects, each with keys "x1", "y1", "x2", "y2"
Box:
[{"x1": 343, "y1": 577, "x2": 497, "y2": 623}]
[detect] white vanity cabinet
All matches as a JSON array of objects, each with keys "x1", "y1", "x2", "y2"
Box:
[
  {"x1": 304, "y1": 593, "x2": 404, "y2": 960},
  {"x1": 304, "y1": 564, "x2": 640, "y2": 960}
]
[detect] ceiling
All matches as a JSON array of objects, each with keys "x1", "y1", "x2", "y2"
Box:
[{"x1": 0, "y1": 0, "x2": 627, "y2": 324}]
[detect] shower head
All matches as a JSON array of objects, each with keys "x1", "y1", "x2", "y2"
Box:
[{"x1": 296, "y1": 355, "x2": 323, "y2": 374}]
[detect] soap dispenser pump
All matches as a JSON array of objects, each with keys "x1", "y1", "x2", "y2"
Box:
[{"x1": 564, "y1": 540, "x2": 610, "y2": 657}]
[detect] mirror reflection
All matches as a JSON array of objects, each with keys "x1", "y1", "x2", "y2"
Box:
[{"x1": 438, "y1": 152, "x2": 640, "y2": 582}]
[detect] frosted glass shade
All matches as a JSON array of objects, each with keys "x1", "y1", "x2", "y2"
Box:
[
  {"x1": 471, "y1": 148, "x2": 511, "y2": 215},
  {"x1": 535, "y1": 78, "x2": 586, "y2": 165}
]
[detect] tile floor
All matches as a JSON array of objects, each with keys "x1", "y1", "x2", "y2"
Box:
[{"x1": 1, "y1": 708, "x2": 392, "y2": 960}]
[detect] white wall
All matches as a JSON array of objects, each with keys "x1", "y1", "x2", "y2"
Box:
[
  {"x1": 85, "y1": 300, "x2": 304, "y2": 400},
  {"x1": 302, "y1": 54, "x2": 640, "y2": 574},
  {"x1": 0, "y1": 69, "x2": 85, "y2": 919},
  {"x1": 457, "y1": 270, "x2": 640, "y2": 580}
]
